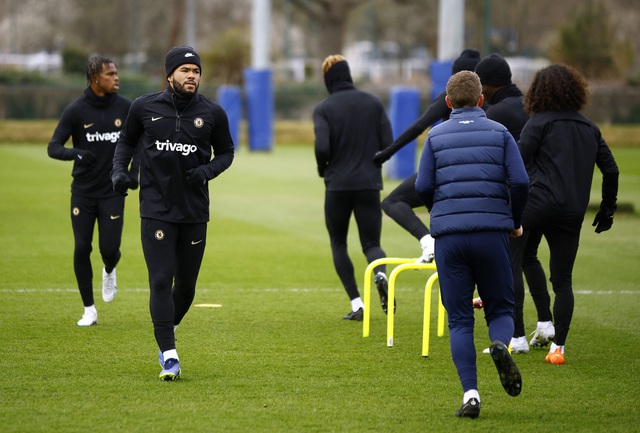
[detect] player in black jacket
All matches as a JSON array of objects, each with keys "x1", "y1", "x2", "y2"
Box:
[
  {"x1": 475, "y1": 53, "x2": 533, "y2": 355},
  {"x1": 373, "y1": 49, "x2": 481, "y2": 263},
  {"x1": 314, "y1": 55, "x2": 392, "y2": 321},
  {"x1": 112, "y1": 46, "x2": 234, "y2": 380},
  {"x1": 518, "y1": 64, "x2": 619, "y2": 365},
  {"x1": 48, "y1": 56, "x2": 138, "y2": 327}
]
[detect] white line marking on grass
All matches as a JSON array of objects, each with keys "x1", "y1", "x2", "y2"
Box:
[
  {"x1": 0, "y1": 287, "x2": 344, "y2": 293},
  {"x1": 2, "y1": 288, "x2": 638, "y2": 295}
]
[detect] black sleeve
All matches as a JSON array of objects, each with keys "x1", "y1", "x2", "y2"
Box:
[
  {"x1": 203, "y1": 104, "x2": 235, "y2": 180},
  {"x1": 112, "y1": 101, "x2": 143, "y2": 176},
  {"x1": 47, "y1": 106, "x2": 78, "y2": 161},
  {"x1": 376, "y1": 91, "x2": 450, "y2": 162},
  {"x1": 595, "y1": 130, "x2": 619, "y2": 212}
]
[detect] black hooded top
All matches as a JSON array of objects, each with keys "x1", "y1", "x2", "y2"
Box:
[{"x1": 313, "y1": 61, "x2": 393, "y2": 191}]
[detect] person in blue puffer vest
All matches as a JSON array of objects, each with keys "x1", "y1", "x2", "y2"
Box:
[{"x1": 415, "y1": 71, "x2": 529, "y2": 419}]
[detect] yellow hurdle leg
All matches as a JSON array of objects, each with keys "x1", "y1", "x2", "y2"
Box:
[
  {"x1": 437, "y1": 288, "x2": 446, "y2": 337},
  {"x1": 422, "y1": 272, "x2": 439, "y2": 357},
  {"x1": 386, "y1": 262, "x2": 437, "y2": 347},
  {"x1": 363, "y1": 258, "x2": 414, "y2": 338}
]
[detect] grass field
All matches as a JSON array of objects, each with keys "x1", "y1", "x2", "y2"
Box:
[{"x1": 1, "y1": 140, "x2": 639, "y2": 433}]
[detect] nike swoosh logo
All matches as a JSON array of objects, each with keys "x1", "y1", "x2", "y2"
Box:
[
  {"x1": 191, "y1": 239, "x2": 203, "y2": 245},
  {"x1": 110, "y1": 215, "x2": 122, "y2": 220},
  {"x1": 151, "y1": 116, "x2": 163, "y2": 121},
  {"x1": 84, "y1": 123, "x2": 94, "y2": 129},
  {"x1": 185, "y1": 53, "x2": 195, "y2": 57}
]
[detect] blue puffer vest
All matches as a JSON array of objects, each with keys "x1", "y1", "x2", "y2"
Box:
[{"x1": 426, "y1": 107, "x2": 516, "y2": 237}]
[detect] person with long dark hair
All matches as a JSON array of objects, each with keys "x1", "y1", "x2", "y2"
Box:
[{"x1": 517, "y1": 64, "x2": 619, "y2": 365}]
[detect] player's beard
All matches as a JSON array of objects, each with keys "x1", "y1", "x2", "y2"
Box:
[{"x1": 173, "y1": 80, "x2": 198, "y2": 98}]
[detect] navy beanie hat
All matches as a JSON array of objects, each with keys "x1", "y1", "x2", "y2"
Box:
[
  {"x1": 475, "y1": 53, "x2": 512, "y2": 87},
  {"x1": 451, "y1": 49, "x2": 481, "y2": 74},
  {"x1": 165, "y1": 46, "x2": 201, "y2": 77}
]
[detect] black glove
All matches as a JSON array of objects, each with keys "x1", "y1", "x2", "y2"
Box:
[
  {"x1": 111, "y1": 171, "x2": 130, "y2": 196},
  {"x1": 74, "y1": 150, "x2": 97, "y2": 167},
  {"x1": 128, "y1": 172, "x2": 139, "y2": 190},
  {"x1": 373, "y1": 150, "x2": 389, "y2": 167},
  {"x1": 185, "y1": 166, "x2": 208, "y2": 188},
  {"x1": 592, "y1": 207, "x2": 614, "y2": 233}
]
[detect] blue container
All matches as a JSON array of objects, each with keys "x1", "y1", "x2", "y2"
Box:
[
  {"x1": 216, "y1": 85, "x2": 242, "y2": 149},
  {"x1": 429, "y1": 60, "x2": 453, "y2": 101},
  {"x1": 243, "y1": 68, "x2": 273, "y2": 151},
  {"x1": 386, "y1": 86, "x2": 420, "y2": 180}
]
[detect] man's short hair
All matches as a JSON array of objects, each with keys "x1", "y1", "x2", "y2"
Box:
[
  {"x1": 322, "y1": 54, "x2": 347, "y2": 75},
  {"x1": 446, "y1": 71, "x2": 482, "y2": 108}
]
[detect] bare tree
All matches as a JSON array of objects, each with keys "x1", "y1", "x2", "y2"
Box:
[{"x1": 288, "y1": 0, "x2": 370, "y2": 57}]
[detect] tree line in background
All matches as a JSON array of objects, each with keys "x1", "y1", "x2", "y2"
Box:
[{"x1": 0, "y1": 0, "x2": 638, "y2": 86}]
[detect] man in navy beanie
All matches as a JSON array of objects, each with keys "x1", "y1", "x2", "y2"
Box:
[
  {"x1": 475, "y1": 53, "x2": 536, "y2": 356},
  {"x1": 112, "y1": 45, "x2": 235, "y2": 381},
  {"x1": 164, "y1": 45, "x2": 202, "y2": 78}
]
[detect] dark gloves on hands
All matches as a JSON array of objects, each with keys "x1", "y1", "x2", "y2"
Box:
[
  {"x1": 592, "y1": 207, "x2": 614, "y2": 233},
  {"x1": 74, "y1": 150, "x2": 97, "y2": 167},
  {"x1": 185, "y1": 166, "x2": 208, "y2": 188},
  {"x1": 373, "y1": 150, "x2": 390, "y2": 167},
  {"x1": 112, "y1": 171, "x2": 131, "y2": 196},
  {"x1": 128, "y1": 172, "x2": 139, "y2": 190}
]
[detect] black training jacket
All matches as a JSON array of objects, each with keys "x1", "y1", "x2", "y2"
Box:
[
  {"x1": 313, "y1": 62, "x2": 392, "y2": 191},
  {"x1": 48, "y1": 88, "x2": 132, "y2": 198},
  {"x1": 485, "y1": 84, "x2": 529, "y2": 142},
  {"x1": 112, "y1": 86, "x2": 234, "y2": 223}
]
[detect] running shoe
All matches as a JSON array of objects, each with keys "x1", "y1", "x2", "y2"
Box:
[
  {"x1": 489, "y1": 340, "x2": 522, "y2": 397},
  {"x1": 77, "y1": 309, "x2": 97, "y2": 327},
  {"x1": 545, "y1": 348, "x2": 565, "y2": 365},
  {"x1": 529, "y1": 324, "x2": 555, "y2": 348},
  {"x1": 102, "y1": 267, "x2": 117, "y2": 303},
  {"x1": 343, "y1": 308, "x2": 363, "y2": 321},
  {"x1": 510, "y1": 336, "x2": 530, "y2": 354},
  {"x1": 455, "y1": 398, "x2": 481, "y2": 419},
  {"x1": 159, "y1": 358, "x2": 181, "y2": 381},
  {"x1": 375, "y1": 272, "x2": 395, "y2": 314}
]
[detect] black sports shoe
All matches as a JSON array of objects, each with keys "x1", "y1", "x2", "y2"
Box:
[
  {"x1": 455, "y1": 397, "x2": 480, "y2": 418},
  {"x1": 374, "y1": 272, "x2": 396, "y2": 314},
  {"x1": 489, "y1": 340, "x2": 522, "y2": 397},
  {"x1": 343, "y1": 308, "x2": 363, "y2": 321}
]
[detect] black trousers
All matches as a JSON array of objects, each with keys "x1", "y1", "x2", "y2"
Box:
[
  {"x1": 141, "y1": 218, "x2": 207, "y2": 352},
  {"x1": 70, "y1": 194, "x2": 124, "y2": 306},
  {"x1": 512, "y1": 206, "x2": 582, "y2": 346},
  {"x1": 324, "y1": 190, "x2": 386, "y2": 301},
  {"x1": 381, "y1": 173, "x2": 430, "y2": 241}
]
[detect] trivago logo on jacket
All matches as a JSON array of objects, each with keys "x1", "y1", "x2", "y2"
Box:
[
  {"x1": 86, "y1": 131, "x2": 121, "y2": 143},
  {"x1": 155, "y1": 139, "x2": 198, "y2": 155}
]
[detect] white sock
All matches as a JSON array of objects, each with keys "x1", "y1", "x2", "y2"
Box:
[
  {"x1": 537, "y1": 321, "x2": 553, "y2": 328},
  {"x1": 163, "y1": 349, "x2": 179, "y2": 361},
  {"x1": 463, "y1": 389, "x2": 480, "y2": 404},
  {"x1": 85, "y1": 305, "x2": 97, "y2": 314},
  {"x1": 549, "y1": 343, "x2": 564, "y2": 354},
  {"x1": 350, "y1": 297, "x2": 364, "y2": 312}
]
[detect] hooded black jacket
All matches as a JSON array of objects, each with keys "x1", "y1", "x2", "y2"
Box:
[
  {"x1": 112, "y1": 86, "x2": 234, "y2": 223},
  {"x1": 485, "y1": 84, "x2": 529, "y2": 142},
  {"x1": 519, "y1": 110, "x2": 618, "y2": 221},
  {"x1": 313, "y1": 61, "x2": 393, "y2": 191}
]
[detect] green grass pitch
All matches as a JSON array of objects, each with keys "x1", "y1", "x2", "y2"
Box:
[{"x1": 1, "y1": 142, "x2": 639, "y2": 432}]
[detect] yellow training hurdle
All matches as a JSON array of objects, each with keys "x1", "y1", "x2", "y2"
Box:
[{"x1": 363, "y1": 258, "x2": 446, "y2": 357}]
